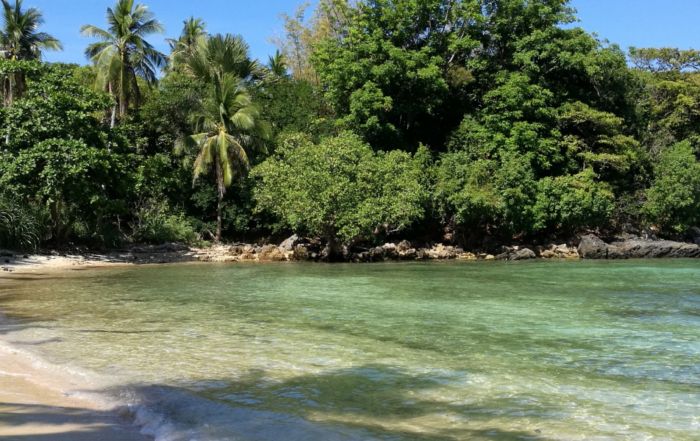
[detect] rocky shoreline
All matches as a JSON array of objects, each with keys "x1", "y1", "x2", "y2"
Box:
[{"x1": 3, "y1": 233, "x2": 699, "y2": 273}]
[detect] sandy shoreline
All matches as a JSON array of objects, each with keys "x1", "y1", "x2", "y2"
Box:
[{"x1": 0, "y1": 267, "x2": 153, "y2": 440}]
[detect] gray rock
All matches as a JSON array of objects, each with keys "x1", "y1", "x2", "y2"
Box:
[
  {"x1": 0, "y1": 249, "x2": 14, "y2": 257},
  {"x1": 579, "y1": 234, "x2": 700, "y2": 259},
  {"x1": 609, "y1": 238, "x2": 700, "y2": 259},
  {"x1": 279, "y1": 234, "x2": 300, "y2": 252},
  {"x1": 511, "y1": 248, "x2": 536, "y2": 260},
  {"x1": 578, "y1": 235, "x2": 609, "y2": 259}
]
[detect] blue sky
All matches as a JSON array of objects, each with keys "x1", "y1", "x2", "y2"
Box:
[{"x1": 28, "y1": 0, "x2": 700, "y2": 65}]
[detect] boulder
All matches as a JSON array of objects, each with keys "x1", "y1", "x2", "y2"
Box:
[
  {"x1": 511, "y1": 248, "x2": 536, "y2": 260},
  {"x1": 609, "y1": 238, "x2": 700, "y2": 259},
  {"x1": 540, "y1": 244, "x2": 579, "y2": 259},
  {"x1": 381, "y1": 243, "x2": 398, "y2": 258},
  {"x1": 0, "y1": 249, "x2": 14, "y2": 257},
  {"x1": 279, "y1": 234, "x2": 301, "y2": 252},
  {"x1": 579, "y1": 234, "x2": 700, "y2": 259},
  {"x1": 577, "y1": 235, "x2": 609, "y2": 259},
  {"x1": 396, "y1": 240, "x2": 412, "y2": 253},
  {"x1": 427, "y1": 244, "x2": 458, "y2": 259},
  {"x1": 292, "y1": 244, "x2": 311, "y2": 261},
  {"x1": 369, "y1": 246, "x2": 386, "y2": 261},
  {"x1": 258, "y1": 245, "x2": 287, "y2": 262}
]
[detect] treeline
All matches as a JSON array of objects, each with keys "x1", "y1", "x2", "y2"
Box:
[{"x1": 1, "y1": 0, "x2": 699, "y2": 252}]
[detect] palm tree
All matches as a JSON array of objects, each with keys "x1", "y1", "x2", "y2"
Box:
[
  {"x1": 167, "y1": 16, "x2": 206, "y2": 70},
  {"x1": 267, "y1": 50, "x2": 289, "y2": 79},
  {"x1": 0, "y1": 0, "x2": 61, "y2": 105},
  {"x1": 177, "y1": 34, "x2": 269, "y2": 242},
  {"x1": 81, "y1": 0, "x2": 166, "y2": 126}
]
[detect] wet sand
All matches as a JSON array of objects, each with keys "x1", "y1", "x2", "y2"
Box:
[{"x1": 0, "y1": 277, "x2": 151, "y2": 440}]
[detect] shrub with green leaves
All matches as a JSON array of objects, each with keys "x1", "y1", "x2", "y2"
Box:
[
  {"x1": 130, "y1": 200, "x2": 198, "y2": 244},
  {"x1": 0, "y1": 195, "x2": 43, "y2": 251},
  {"x1": 252, "y1": 132, "x2": 428, "y2": 246},
  {"x1": 533, "y1": 169, "x2": 615, "y2": 233},
  {"x1": 644, "y1": 141, "x2": 700, "y2": 232}
]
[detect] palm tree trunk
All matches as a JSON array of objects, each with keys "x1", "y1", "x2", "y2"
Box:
[
  {"x1": 119, "y1": 58, "x2": 128, "y2": 119},
  {"x1": 108, "y1": 82, "x2": 117, "y2": 128},
  {"x1": 215, "y1": 161, "x2": 225, "y2": 243}
]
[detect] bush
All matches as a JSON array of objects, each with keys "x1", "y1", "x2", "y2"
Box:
[
  {"x1": 252, "y1": 132, "x2": 428, "y2": 246},
  {"x1": 0, "y1": 196, "x2": 43, "y2": 250},
  {"x1": 130, "y1": 200, "x2": 198, "y2": 244},
  {"x1": 533, "y1": 169, "x2": 615, "y2": 233},
  {"x1": 644, "y1": 141, "x2": 700, "y2": 232}
]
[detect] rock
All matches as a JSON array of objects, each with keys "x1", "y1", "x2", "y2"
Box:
[
  {"x1": 428, "y1": 244, "x2": 458, "y2": 259},
  {"x1": 258, "y1": 245, "x2": 287, "y2": 262},
  {"x1": 292, "y1": 244, "x2": 311, "y2": 261},
  {"x1": 396, "y1": 240, "x2": 412, "y2": 253},
  {"x1": 484, "y1": 254, "x2": 496, "y2": 261},
  {"x1": 381, "y1": 243, "x2": 398, "y2": 258},
  {"x1": 578, "y1": 234, "x2": 609, "y2": 259},
  {"x1": 511, "y1": 248, "x2": 536, "y2": 260},
  {"x1": 279, "y1": 234, "x2": 300, "y2": 252},
  {"x1": 579, "y1": 234, "x2": 700, "y2": 259},
  {"x1": 609, "y1": 238, "x2": 700, "y2": 259},
  {"x1": 457, "y1": 252, "x2": 477, "y2": 261},
  {"x1": 369, "y1": 246, "x2": 386, "y2": 261},
  {"x1": 0, "y1": 249, "x2": 14, "y2": 257},
  {"x1": 540, "y1": 244, "x2": 579, "y2": 259},
  {"x1": 401, "y1": 248, "x2": 418, "y2": 260}
]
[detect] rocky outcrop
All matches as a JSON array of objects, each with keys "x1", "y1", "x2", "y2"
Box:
[
  {"x1": 577, "y1": 235, "x2": 610, "y2": 259},
  {"x1": 578, "y1": 234, "x2": 700, "y2": 259},
  {"x1": 496, "y1": 247, "x2": 537, "y2": 261},
  {"x1": 538, "y1": 244, "x2": 579, "y2": 259}
]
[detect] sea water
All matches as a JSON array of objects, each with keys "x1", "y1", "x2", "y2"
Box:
[{"x1": 0, "y1": 260, "x2": 698, "y2": 440}]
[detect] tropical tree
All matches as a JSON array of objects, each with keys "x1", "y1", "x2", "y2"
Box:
[
  {"x1": 167, "y1": 16, "x2": 206, "y2": 70},
  {"x1": 81, "y1": 0, "x2": 166, "y2": 126},
  {"x1": 0, "y1": 0, "x2": 61, "y2": 105},
  {"x1": 267, "y1": 50, "x2": 288, "y2": 79},
  {"x1": 177, "y1": 34, "x2": 268, "y2": 242}
]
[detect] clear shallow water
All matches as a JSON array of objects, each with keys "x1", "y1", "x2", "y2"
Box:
[{"x1": 0, "y1": 260, "x2": 699, "y2": 440}]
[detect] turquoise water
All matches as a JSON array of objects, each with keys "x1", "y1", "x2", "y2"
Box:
[{"x1": 0, "y1": 260, "x2": 699, "y2": 440}]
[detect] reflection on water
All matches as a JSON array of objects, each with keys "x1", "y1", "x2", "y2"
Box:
[{"x1": 1, "y1": 260, "x2": 699, "y2": 440}]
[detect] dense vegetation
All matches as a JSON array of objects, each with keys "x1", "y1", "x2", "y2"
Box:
[{"x1": 1, "y1": 0, "x2": 699, "y2": 252}]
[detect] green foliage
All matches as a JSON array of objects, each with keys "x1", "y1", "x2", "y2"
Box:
[
  {"x1": 533, "y1": 169, "x2": 615, "y2": 233},
  {"x1": 0, "y1": 194, "x2": 43, "y2": 250},
  {"x1": 252, "y1": 132, "x2": 428, "y2": 244},
  {"x1": 435, "y1": 149, "x2": 537, "y2": 235},
  {"x1": 130, "y1": 199, "x2": 198, "y2": 244},
  {"x1": 1, "y1": 62, "x2": 110, "y2": 150},
  {"x1": 1, "y1": 1, "x2": 699, "y2": 250},
  {"x1": 0, "y1": 138, "x2": 131, "y2": 244},
  {"x1": 313, "y1": 0, "x2": 478, "y2": 150},
  {"x1": 644, "y1": 141, "x2": 700, "y2": 232}
]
